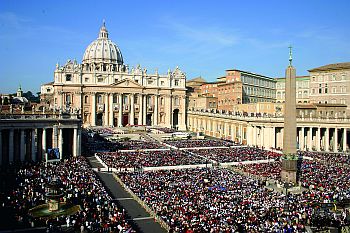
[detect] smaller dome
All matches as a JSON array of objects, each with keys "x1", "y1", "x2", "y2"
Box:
[{"x1": 82, "y1": 22, "x2": 123, "y2": 65}]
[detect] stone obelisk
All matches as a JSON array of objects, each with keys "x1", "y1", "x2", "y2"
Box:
[{"x1": 281, "y1": 46, "x2": 298, "y2": 184}]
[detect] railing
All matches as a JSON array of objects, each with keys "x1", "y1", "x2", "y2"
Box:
[
  {"x1": 188, "y1": 110, "x2": 350, "y2": 124},
  {"x1": 0, "y1": 113, "x2": 80, "y2": 120}
]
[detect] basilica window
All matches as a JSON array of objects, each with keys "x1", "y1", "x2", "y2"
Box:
[
  {"x1": 174, "y1": 97, "x2": 179, "y2": 106},
  {"x1": 84, "y1": 96, "x2": 88, "y2": 104},
  {"x1": 175, "y1": 80, "x2": 179, "y2": 86},
  {"x1": 161, "y1": 81, "x2": 164, "y2": 86},
  {"x1": 97, "y1": 95, "x2": 102, "y2": 104},
  {"x1": 160, "y1": 97, "x2": 164, "y2": 105},
  {"x1": 97, "y1": 77, "x2": 104, "y2": 82},
  {"x1": 66, "y1": 94, "x2": 71, "y2": 104},
  {"x1": 66, "y1": 74, "x2": 72, "y2": 81},
  {"x1": 148, "y1": 79, "x2": 153, "y2": 85}
]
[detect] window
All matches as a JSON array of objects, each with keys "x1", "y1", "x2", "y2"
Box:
[
  {"x1": 147, "y1": 79, "x2": 153, "y2": 85},
  {"x1": 174, "y1": 97, "x2": 179, "y2": 106},
  {"x1": 85, "y1": 77, "x2": 89, "y2": 82},
  {"x1": 161, "y1": 81, "x2": 164, "y2": 86},
  {"x1": 161, "y1": 97, "x2": 164, "y2": 105},
  {"x1": 325, "y1": 84, "x2": 328, "y2": 93},
  {"x1": 97, "y1": 77, "x2": 104, "y2": 82},
  {"x1": 97, "y1": 95, "x2": 102, "y2": 104},
  {"x1": 175, "y1": 80, "x2": 179, "y2": 86},
  {"x1": 66, "y1": 74, "x2": 72, "y2": 81},
  {"x1": 84, "y1": 96, "x2": 88, "y2": 104},
  {"x1": 66, "y1": 94, "x2": 71, "y2": 104},
  {"x1": 46, "y1": 88, "x2": 51, "y2": 93}
]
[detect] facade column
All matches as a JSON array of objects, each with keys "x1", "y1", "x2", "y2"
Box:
[
  {"x1": 0, "y1": 130, "x2": 2, "y2": 165},
  {"x1": 130, "y1": 94, "x2": 135, "y2": 125},
  {"x1": 224, "y1": 122, "x2": 229, "y2": 139},
  {"x1": 343, "y1": 128, "x2": 347, "y2": 152},
  {"x1": 325, "y1": 128, "x2": 330, "y2": 151},
  {"x1": 334, "y1": 128, "x2": 338, "y2": 152},
  {"x1": 9, "y1": 129, "x2": 14, "y2": 163},
  {"x1": 252, "y1": 126, "x2": 256, "y2": 146},
  {"x1": 231, "y1": 124, "x2": 235, "y2": 141},
  {"x1": 91, "y1": 93, "x2": 96, "y2": 126},
  {"x1": 165, "y1": 95, "x2": 172, "y2": 128},
  {"x1": 316, "y1": 127, "x2": 321, "y2": 151},
  {"x1": 154, "y1": 94, "x2": 158, "y2": 126},
  {"x1": 31, "y1": 129, "x2": 36, "y2": 161},
  {"x1": 238, "y1": 124, "x2": 243, "y2": 144},
  {"x1": 77, "y1": 128, "x2": 81, "y2": 156},
  {"x1": 73, "y1": 128, "x2": 77, "y2": 157},
  {"x1": 139, "y1": 94, "x2": 143, "y2": 125},
  {"x1": 307, "y1": 127, "x2": 312, "y2": 150},
  {"x1": 104, "y1": 94, "x2": 109, "y2": 126},
  {"x1": 143, "y1": 94, "x2": 147, "y2": 126},
  {"x1": 59, "y1": 128, "x2": 63, "y2": 160},
  {"x1": 179, "y1": 95, "x2": 186, "y2": 130},
  {"x1": 20, "y1": 129, "x2": 25, "y2": 162},
  {"x1": 109, "y1": 94, "x2": 114, "y2": 126},
  {"x1": 42, "y1": 128, "x2": 47, "y2": 160},
  {"x1": 118, "y1": 94, "x2": 123, "y2": 127}
]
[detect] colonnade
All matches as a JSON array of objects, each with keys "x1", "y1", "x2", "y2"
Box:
[
  {"x1": 0, "y1": 123, "x2": 81, "y2": 165},
  {"x1": 188, "y1": 111, "x2": 350, "y2": 152}
]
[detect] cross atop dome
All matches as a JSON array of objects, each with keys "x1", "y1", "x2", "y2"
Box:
[{"x1": 98, "y1": 20, "x2": 109, "y2": 39}]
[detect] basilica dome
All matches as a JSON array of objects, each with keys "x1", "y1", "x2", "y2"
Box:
[{"x1": 82, "y1": 22, "x2": 123, "y2": 65}]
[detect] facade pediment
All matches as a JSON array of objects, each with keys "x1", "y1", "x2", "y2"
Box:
[{"x1": 111, "y1": 79, "x2": 144, "y2": 89}]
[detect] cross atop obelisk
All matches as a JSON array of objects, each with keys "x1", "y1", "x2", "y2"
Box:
[{"x1": 288, "y1": 45, "x2": 293, "y2": 66}]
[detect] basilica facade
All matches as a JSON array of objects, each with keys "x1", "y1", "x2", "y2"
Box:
[{"x1": 41, "y1": 22, "x2": 187, "y2": 130}]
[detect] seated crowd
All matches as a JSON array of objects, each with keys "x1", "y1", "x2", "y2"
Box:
[
  {"x1": 119, "y1": 167, "x2": 350, "y2": 232},
  {"x1": 238, "y1": 159, "x2": 350, "y2": 193},
  {"x1": 117, "y1": 140, "x2": 166, "y2": 150},
  {"x1": 164, "y1": 139, "x2": 234, "y2": 148},
  {"x1": 302, "y1": 151, "x2": 350, "y2": 166},
  {"x1": 188, "y1": 147, "x2": 281, "y2": 163},
  {"x1": 97, "y1": 150, "x2": 206, "y2": 168},
  {"x1": 0, "y1": 157, "x2": 134, "y2": 232}
]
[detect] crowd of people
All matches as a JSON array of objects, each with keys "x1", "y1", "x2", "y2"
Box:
[
  {"x1": 97, "y1": 150, "x2": 206, "y2": 168},
  {"x1": 239, "y1": 162, "x2": 281, "y2": 180},
  {"x1": 164, "y1": 139, "x2": 235, "y2": 148},
  {"x1": 188, "y1": 147, "x2": 281, "y2": 163},
  {"x1": 117, "y1": 140, "x2": 166, "y2": 150},
  {"x1": 119, "y1": 167, "x2": 350, "y2": 232},
  {"x1": 0, "y1": 156, "x2": 135, "y2": 232},
  {"x1": 302, "y1": 151, "x2": 350, "y2": 166}
]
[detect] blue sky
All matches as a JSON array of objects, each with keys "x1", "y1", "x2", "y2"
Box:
[{"x1": 1, "y1": 0, "x2": 349, "y2": 93}]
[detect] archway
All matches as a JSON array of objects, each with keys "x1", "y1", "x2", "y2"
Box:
[
  {"x1": 146, "y1": 114, "x2": 152, "y2": 126},
  {"x1": 122, "y1": 114, "x2": 129, "y2": 126},
  {"x1": 96, "y1": 113, "x2": 103, "y2": 126},
  {"x1": 173, "y1": 109, "x2": 179, "y2": 129}
]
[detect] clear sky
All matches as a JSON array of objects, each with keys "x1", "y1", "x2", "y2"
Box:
[{"x1": 1, "y1": 0, "x2": 349, "y2": 93}]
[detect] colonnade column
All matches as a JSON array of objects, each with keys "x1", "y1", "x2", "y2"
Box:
[
  {"x1": 231, "y1": 124, "x2": 235, "y2": 141},
  {"x1": 130, "y1": 94, "x2": 135, "y2": 125},
  {"x1": 109, "y1": 94, "x2": 114, "y2": 126},
  {"x1": 31, "y1": 129, "x2": 36, "y2": 161},
  {"x1": 9, "y1": 129, "x2": 14, "y2": 163},
  {"x1": 325, "y1": 128, "x2": 330, "y2": 151},
  {"x1": 307, "y1": 127, "x2": 312, "y2": 150},
  {"x1": 316, "y1": 127, "x2": 321, "y2": 151},
  {"x1": 91, "y1": 93, "x2": 96, "y2": 126},
  {"x1": 42, "y1": 128, "x2": 46, "y2": 160},
  {"x1": 73, "y1": 128, "x2": 77, "y2": 157},
  {"x1": 154, "y1": 94, "x2": 158, "y2": 126},
  {"x1": 300, "y1": 127, "x2": 305, "y2": 150},
  {"x1": 238, "y1": 124, "x2": 243, "y2": 144},
  {"x1": 271, "y1": 127, "x2": 276, "y2": 149},
  {"x1": 343, "y1": 128, "x2": 347, "y2": 152},
  {"x1": 0, "y1": 130, "x2": 2, "y2": 165},
  {"x1": 59, "y1": 128, "x2": 63, "y2": 160},
  {"x1": 246, "y1": 125, "x2": 253, "y2": 146},
  {"x1": 143, "y1": 94, "x2": 147, "y2": 126},
  {"x1": 334, "y1": 128, "x2": 338, "y2": 152},
  {"x1": 104, "y1": 94, "x2": 109, "y2": 126},
  {"x1": 118, "y1": 94, "x2": 123, "y2": 127},
  {"x1": 20, "y1": 129, "x2": 25, "y2": 162}
]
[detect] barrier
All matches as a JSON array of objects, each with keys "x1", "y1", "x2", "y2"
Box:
[{"x1": 112, "y1": 173, "x2": 171, "y2": 232}]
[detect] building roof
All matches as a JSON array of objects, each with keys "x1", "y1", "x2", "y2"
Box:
[
  {"x1": 226, "y1": 68, "x2": 274, "y2": 80},
  {"x1": 42, "y1": 81, "x2": 54, "y2": 86},
  {"x1": 274, "y1": 76, "x2": 310, "y2": 81},
  {"x1": 308, "y1": 62, "x2": 350, "y2": 72}
]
